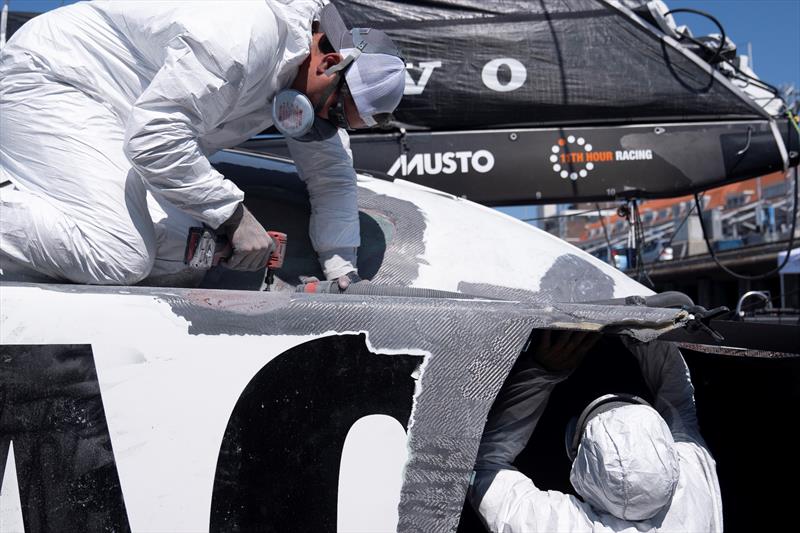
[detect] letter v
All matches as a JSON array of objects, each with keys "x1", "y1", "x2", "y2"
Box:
[{"x1": 404, "y1": 61, "x2": 443, "y2": 96}]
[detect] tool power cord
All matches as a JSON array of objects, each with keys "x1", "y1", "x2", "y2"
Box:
[
  {"x1": 693, "y1": 166, "x2": 798, "y2": 281},
  {"x1": 665, "y1": 8, "x2": 784, "y2": 99}
]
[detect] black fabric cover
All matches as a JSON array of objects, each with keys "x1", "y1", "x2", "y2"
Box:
[{"x1": 333, "y1": 0, "x2": 763, "y2": 130}]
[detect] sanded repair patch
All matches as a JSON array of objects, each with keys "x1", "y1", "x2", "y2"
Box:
[
  {"x1": 2, "y1": 283, "x2": 689, "y2": 532},
  {"x1": 152, "y1": 288, "x2": 687, "y2": 531},
  {"x1": 357, "y1": 188, "x2": 428, "y2": 286}
]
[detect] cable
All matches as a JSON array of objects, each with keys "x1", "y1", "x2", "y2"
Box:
[
  {"x1": 729, "y1": 68, "x2": 781, "y2": 96},
  {"x1": 662, "y1": 10, "x2": 799, "y2": 280},
  {"x1": 596, "y1": 203, "x2": 614, "y2": 266},
  {"x1": 631, "y1": 200, "x2": 655, "y2": 288},
  {"x1": 664, "y1": 8, "x2": 727, "y2": 66},
  {"x1": 692, "y1": 166, "x2": 799, "y2": 280},
  {"x1": 617, "y1": 201, "x2": 654, "y2": 288},
  {"x1": 665, "y1": 7, "x2": 786, "y2": 109},
  {"x1": 663, "y1": 9, "x2": 798, "y2": 278},
  {"x1": 738, "y1": 286, "x2": 800, "y2": 313}
]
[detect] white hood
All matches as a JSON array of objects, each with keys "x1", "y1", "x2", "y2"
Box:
[{"x1": 569, "y1": 404, "x2": 680, "y2": 521}]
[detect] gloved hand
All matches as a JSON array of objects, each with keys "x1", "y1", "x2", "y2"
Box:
[
  {"x1": 336, "y1": 271, "x2": 361, "y2": 291},
  {"x1": 297, "y1": 271, "x2": 363, "y2": 293},
  {"x1": 221, "y1": 203, "x2": 274, "y2": 271}
]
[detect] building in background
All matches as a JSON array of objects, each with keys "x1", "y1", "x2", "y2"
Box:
[{"x1": 518, "y1": 168, "x2": 799, "y2": 312}]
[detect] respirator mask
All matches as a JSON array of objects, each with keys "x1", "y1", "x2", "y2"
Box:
[
  {"x1": 271, "y1": 35, "x2": 364, "y2": 143},
  {"x1": 271, "y1": 22, "x2": 402, "y2": 143}
]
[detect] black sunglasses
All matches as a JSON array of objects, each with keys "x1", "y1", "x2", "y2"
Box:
[
  {"x1": 327, "y1": 77, "x2": 396, "y2": 131},
  {"x1": 327, "y1": 76, "x2": 354, "y2": 131}
]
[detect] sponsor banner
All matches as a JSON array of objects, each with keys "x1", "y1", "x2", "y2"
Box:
[
  {"x1": 388, "y1": 150, "x2": 495, "y2": 177},
  {"x1": 547, "y1": 135, "x2": 654, "y2": 182},
  {"x1": 241, "y1": 119, "x2": 791, "y2": 205},
  {"x1": 347, "y1": 121, "x2": 786, "y2": 204}
]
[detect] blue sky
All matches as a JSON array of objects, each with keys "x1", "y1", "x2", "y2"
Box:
[
  {"x1": 9, "y1": 0, "x2": 799, "y2": 90},
  {"x1": 678, "y1": 0, "x2": 800, "y2": 92}
]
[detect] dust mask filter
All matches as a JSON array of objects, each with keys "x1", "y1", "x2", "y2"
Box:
[{"x1": 271, "y1": 89, "x2": 338, "y2": 143}]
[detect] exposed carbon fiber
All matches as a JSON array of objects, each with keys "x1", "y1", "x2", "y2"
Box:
[
  {"x1": 357, "y1": 188, "x2": 427, "y2": 286},
  {"x1": 301, "y1": 281, "x2": 488, "y2": 299},
  {"x1": 18, "y1": 283, "x2": 688, "y2": 532},
  {"x1": 189, "y1": 169, "x2": 427, "y2": 290},
  {"x1": 161, "y1": 289, "x2": 685, "y2": 531},
  {"x1": 675, "y1": 343, "x2": 800, "y2": 359}
]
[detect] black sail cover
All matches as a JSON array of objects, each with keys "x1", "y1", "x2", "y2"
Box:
[
  {"x1": 335, "y1": 0, "x2": 763, "y2": 129},
  {"x1": 244, "y1": 0, "x2": 798, "y2": 205}
]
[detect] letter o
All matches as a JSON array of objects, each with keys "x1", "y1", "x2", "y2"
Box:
[
  {"x1": 481, "y1": 58, "x2": 527, "y2": 92},
  {"x1": 471, "y1": 150, "x2": 495, "y2": 173}
]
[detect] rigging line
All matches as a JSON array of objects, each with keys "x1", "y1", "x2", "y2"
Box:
[
  {"x1": 632, "y1": 200, "x2": 654, "y2": 288},
  {"x1": 728, "y1": 65, "x2": 781, "y2": 96},
  {"x1": 693, "y1": 166, "x2": 799, "y2": 281},
  {"x1": 739, "y1": 93, "x2": 782, "y2": 112},
  {"x1": 596, "y1": 203, "x2": 614, "y2": 266},
  {"x1": 520, "y1": 208, "x2": 596, "y2": 223},
  {"x1": 731, "y1": 73, "x2": 780, "y2": 95}
]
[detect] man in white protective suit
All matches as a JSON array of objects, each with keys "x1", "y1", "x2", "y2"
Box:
[
  {"x1": 0, "y1": 1, "x2": 405, "y2": 286},
  {"x1": 469, "y1": 331, "x2": 723, "y2": 532}
]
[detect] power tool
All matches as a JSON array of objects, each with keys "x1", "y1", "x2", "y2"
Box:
[{"x1": 183, "y1": 227, "x2": 287, "y2": 290}]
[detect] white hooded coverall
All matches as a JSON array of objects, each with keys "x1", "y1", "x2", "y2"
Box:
[
  {"x1": 0, "y1": 0, "x2": 359, "y2": 284},
  {"x1": 470, "y1": 339, "x2": 723, "y2": 532}
]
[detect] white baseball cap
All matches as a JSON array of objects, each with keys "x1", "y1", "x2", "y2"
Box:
[{"x1": 318, "y1": 4, "x2": 406, "y2": 127}]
